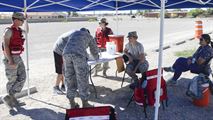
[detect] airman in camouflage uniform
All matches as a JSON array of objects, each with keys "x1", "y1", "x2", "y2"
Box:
[
  {"x1": 63, "y1": 28, "x2": 99, "y2": 108},
  {"x1": 2, "y1": 12, "x2": 28, "y2": 110}
]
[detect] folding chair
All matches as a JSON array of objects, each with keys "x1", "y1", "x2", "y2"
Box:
[{"x1": 121, "y1": 54, "x2": 144, "y2": 87}]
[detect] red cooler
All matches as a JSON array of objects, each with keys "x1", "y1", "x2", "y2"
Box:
[{"x1": 108, "y1": 35, "x2": 124, "y2": 52}]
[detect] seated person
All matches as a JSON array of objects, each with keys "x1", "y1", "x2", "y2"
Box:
[
  {"x1": 164, "y1": 34, "x2": 213, "y2": 85},
  {"x1": 124, "y1": 31, "x2": 149, "y2": 83}
]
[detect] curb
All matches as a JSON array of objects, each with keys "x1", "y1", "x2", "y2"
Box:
[
  {"x1": 153, "y1": 31, "x2": 213, "y2": 52},
  {"x1": 174, "y1": 40, "x2": 186, "y2": 45},
  {"x1": 154, "y1": 45, "x2": 170, "y2": 52}
]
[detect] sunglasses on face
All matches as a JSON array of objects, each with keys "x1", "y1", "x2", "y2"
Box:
[
  {"x1": 128, "y1": 37, "x2": 134, "y2": 39},
  {"x1": 200, "y1": 38, "x2": 204, "y2": 41},
  {"x1": 16, "y1": 18, "x2": 24, "y2": 22}
]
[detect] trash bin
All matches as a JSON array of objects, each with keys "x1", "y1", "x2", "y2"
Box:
[
  {"x1": 108, "y1": 35, "x2": 124, "y2": 52},
  {"x1": 193, "y1": 83, "x2": 210, "y2": 107}
]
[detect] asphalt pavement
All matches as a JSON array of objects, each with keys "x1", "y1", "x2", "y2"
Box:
[{"x1": 0, "y1": 17, "x2": 213, "y2": 120}]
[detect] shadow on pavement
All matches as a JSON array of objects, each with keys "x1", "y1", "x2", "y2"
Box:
[
  {"x1": 89, "y1": 84, "x2": 150, "y2": 119},
  {"x1": 10, "y1": 107, "x2": 65, "y2": 120}
]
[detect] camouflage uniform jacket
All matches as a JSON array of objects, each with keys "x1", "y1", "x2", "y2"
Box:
[{"x1": 63, "y1": 30, "x2": 99, "y2": 59}]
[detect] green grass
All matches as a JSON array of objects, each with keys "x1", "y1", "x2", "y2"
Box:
[{"x1": 174, "y1": 48, "x2": 196, "y2": 57}]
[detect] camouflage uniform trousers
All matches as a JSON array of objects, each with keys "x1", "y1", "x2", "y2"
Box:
[
  {"x1": 126, "y1": 60, "x2": 149, "y2": 81},
  {"x1": 95, "y1": 48, "x2": 109, "y2": 72},
  {"x1": 3, "y1": 55, "x2": 26, "y2": 95},
  {"x1": 63, "y1": 53, "x2": 90, "y2": 100}
]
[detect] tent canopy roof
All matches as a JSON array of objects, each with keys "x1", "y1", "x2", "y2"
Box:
[{"x1": 0, "y1": 0, "x2": 212, "y2": 12}]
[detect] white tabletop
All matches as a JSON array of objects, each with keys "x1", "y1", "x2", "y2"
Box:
[{"x1": 88, "y1": 52, "x2": 123, "y2": 65}]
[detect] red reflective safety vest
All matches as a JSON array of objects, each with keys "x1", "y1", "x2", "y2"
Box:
[
  {"x1": 3, "y1": 26, "x2": 25, "y2": 55},
  {"x1": 95, "y1": 27, "x2": 113, "y2": 48}
]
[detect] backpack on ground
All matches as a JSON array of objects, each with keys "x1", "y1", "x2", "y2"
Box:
[{"x1": 186, "y1": 73, "x2": 210, "y2": 99}]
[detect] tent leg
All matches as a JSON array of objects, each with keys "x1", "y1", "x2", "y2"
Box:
[
  {"x1": 23, "y1": 0, "x2": 30, "y2": 98},
  {"x1": 154, "y1": 0, "x2": 166, "y2": 120}
]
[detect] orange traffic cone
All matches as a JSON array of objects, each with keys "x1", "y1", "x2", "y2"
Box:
[{"x1": 195, "y1": 21, "x2": 203, "y2": 39}]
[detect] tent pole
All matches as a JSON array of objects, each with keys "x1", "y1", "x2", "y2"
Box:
[
  {"x1": 24, "y1": 0, "x2": 30, "y2": 98},
  {"x1": 154, "y1": 0, "x2": 165, "y2": 120},
  {"x1": 116, "y1": 0, "x2": 118, "y2": 34}
]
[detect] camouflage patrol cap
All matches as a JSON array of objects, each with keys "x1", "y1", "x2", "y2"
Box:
[
  {"x1": 12, "y1": 12, "x2": 26, "y2": 21},
  {"x1": 127, "y1": 31, "x2": 138, "y2": 38}
]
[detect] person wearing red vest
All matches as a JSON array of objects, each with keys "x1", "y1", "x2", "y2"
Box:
[
  {"x1": 94, "y1": 18, "x2": 113, "y2": 77},
  {"x1": 2, "y1": 12, "x2": 29, "y2": 110}
]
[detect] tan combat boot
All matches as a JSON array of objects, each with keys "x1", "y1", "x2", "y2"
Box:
[
  {"x1": 103, "y1": 69, "x2": 107, "y2": 77},
  {"x1": 9, "y1": 95, "x2": 26, "y2": 107},
  {"x1": 69, "y1": 99, "x2": 79, "y2": 109},
  {"x1": 2, "y1": 95, "x2": 14, "y2": 110},
  {"x1": 82, "y1": 100, "x2": 93, "y2": 108}
]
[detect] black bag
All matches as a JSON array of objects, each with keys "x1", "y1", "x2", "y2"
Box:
[{"x1": 65, "y1": 106, "x2": 117, "y2": 120}]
